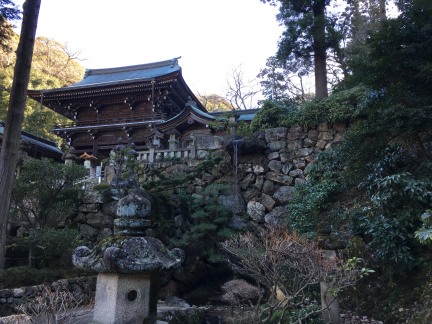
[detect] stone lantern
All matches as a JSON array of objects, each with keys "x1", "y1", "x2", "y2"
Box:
[{"x1": 73, "y1": 189, "x2": 184, "y2": 323}]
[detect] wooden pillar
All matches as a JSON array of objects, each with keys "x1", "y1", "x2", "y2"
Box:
[{"x1": 90, "y1": 140, "x2": 98, "y2": 178}]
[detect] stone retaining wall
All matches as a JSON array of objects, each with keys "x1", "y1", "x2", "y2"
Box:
[
  {"x1": 75, "y1": 122, "x2": 347, "y2": 242},
  {"x1": 0, "y1": 276, "x2": 96, "y2": 317},
  {"x1": 240, "y1": 122, "x2": 346, "y2": 226}
]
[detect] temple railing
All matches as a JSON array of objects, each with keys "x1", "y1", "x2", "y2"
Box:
[
  {"x1": 53, "y1": 115, "x2": 165, "y2": 131},
  {"x1": 137, "y1": 146, "x2": 196, "y2": 163}
]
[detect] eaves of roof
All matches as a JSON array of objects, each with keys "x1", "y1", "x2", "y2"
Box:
[{"x1": 0, "y1": 121, "x2": 63, "y2": 155}]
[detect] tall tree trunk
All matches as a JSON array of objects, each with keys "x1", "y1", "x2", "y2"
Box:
[
  {"x1": 378, "y1": 0, "x2": 386, "y2": 21},
  {"x1": 0, "y1": 0, "x2": 41, "y2": 270},
  {"x1": 313, "y1": 0, "x2": 328, "y2": 98}
]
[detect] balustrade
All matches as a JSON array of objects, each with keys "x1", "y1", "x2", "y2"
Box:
[{"x1": 137, "y1": 146, "x2": 196, "y2": 163}]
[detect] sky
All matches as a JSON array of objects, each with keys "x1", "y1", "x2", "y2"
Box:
[{"x1": 15, "y1": 0, "x2": 284, "y2": 100}]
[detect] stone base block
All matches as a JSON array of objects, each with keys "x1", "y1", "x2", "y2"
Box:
[{"x1": 92, "y1": 273, "x2": 151, "y2": 324}]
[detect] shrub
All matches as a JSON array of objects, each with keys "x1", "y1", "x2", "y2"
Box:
[
  {"x1": 93, "y1": 183, "x2": 112, "y2": 203},
  {"x1": 221, "y1": 229, "x2": 369, "y2": 323},
  {"x1": 8, "y1": 228, "x2": 83, "y2": 268}
]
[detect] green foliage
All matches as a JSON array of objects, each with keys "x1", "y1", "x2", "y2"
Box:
[
  {"x1": 415, "y1": 210, "x2": 432, "y2": 244},
  {"x1": 93, "y1": 183, "x2": 112, "y2": 203},
  {"x1": 11, "y1": 158, "x2": 87, "y2": 228},
  {"x1": 0, "y1": 33, "x2": 84, "y2": 143},
  {"x1": 287, "y1": 86, "x2": 369, "y2": 126},
  {"x1": 34, "y1": 227, "x2": 82, "y2": 258},
  {"x1": 0, "y1": 267, "x2": 58, "y2": 288},
  {"x1": 251, "y1": 86, "x2": 369, "y2": 131},
  {"x1": 359, "y1": 214, "x2": 415, "y2": 268},
  {"x1": 9, "y1": 228, "x2": 82, "y2": 266},
  {"x1": 0, "y1": 266, "x2": 94, "y2": 289},
  {"x1": 287, "y1": 148, "x2": 345, "y2": 238},
  {"x1": 109, "y1": 145, "x2": 143, "y2": 188},
  {"x1": 142, "y1": 156, "x2": 224, "y2": 192},
  {"x1": 250, "y1": 99, "x2": 295, "y2": 131},
  {"x1": 176, "y1": 184, "x2": 235, "y2": 262},
  {"x1": 349, "y1": 0, "x2": 432, "y2": 106}
]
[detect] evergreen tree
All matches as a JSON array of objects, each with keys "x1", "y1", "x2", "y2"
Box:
[{"x1": 261, "y1": 0, "x2": 330, "y2": 98}]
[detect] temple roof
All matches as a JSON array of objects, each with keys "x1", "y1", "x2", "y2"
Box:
[
  {"x1": 0, "y1": 121, "x2": 63, "y2": 160},
  {"x1": 66, "y1": 57, "x2": 182, "y2": 90},
  {"x1": 27, "y1": 57, "x2": 207, "y2": 118}
]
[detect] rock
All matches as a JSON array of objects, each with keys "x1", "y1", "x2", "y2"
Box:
[
  {"x1": 116, "y1": 190, "x2": 151, "y2": 218},
  {"x1": 281, "y1": 162, "x2": 293, "y2": 175},
  {"x1": 287, "y1": 125, "x2": 304, "y2": 140},
  {"x1": 218, "y1": 194, "x2": 245, "y2": 215},
  {"x1": 243, "y1": 188, "x2": 261, "y2": 201},
  {"x1": 262, "y1": 180, "x2": 275, "y2": 195},
  {"x1": 197, "y1": 150, "x2": 210, "y2": 159},
  {"x1": 268, "y1": 160, "x2": 283, "y2": 172},
  {"x1": 254, "y1": 175, "x2": 265, "y2": 190},
  {"x1": 83, "y1": 190, "x2": 104, "y2": 204},
  {"x1": 295, "y1": 178, "x2": 307, "y2": 186},
  {"x1": 0, "y1": 314, "x2": 31, "y2": 324},
  {"x1": 78, "y1": 203, "x2": 100, "y2": 213},
  {"x1": 268, "y1": 141, "x2": 287, "y2": 151},
  {"x1": 293, "y1": 158, "x2": 306, "y2": 170},
  {"x1": 296, "y1": 148, "x2": 314, "y2": 158},
  {"x1": 79, "y1": 224, "x2": 99, "y2": 240},
  {"x1": 164, "y1": 296, "x2": 190, "y2": 308},
  {"x1": 334, "y1": 132, "x2": 344, "y2": 143},
  {"x1": 97, "y1": 228, "x2": 113, "y2": 241},
  {"x1": 241, "y1": 173, "x2": 256, "y2": 190},
  {"x1": 252, "y1": 164, "x2": 265, "y2": 174},
  {"x1": 316, "y1": 139, "x2": 327, "y2": 150},
  {"x1": 308, "y1": 129, "x2": 320, "y2": 141},
  {"x1": 266, "y1": 172, "x2": 293, "y2": 185},
  {"x1": 0, "y1": 290, "x2": 11, "y2": 299},
  {"x1": 289, "y1": 169, "x2": 304, "y2": 178},
  {"x1": 247, "y1": 201, "x2": 266, "y2": 223},
  {"x1": 279, "y1": 151, "x2": 291, "y2": 163},
  {"x1": 287, "y1": 140, "x2": 301, "y2": 151},
  {"x1": 265, "y1": 127, "x2": 287, "y2": 143},
  {"x1": 102, "y1": 201, "x2": 118, "y2": 217},
  {"x1": 264, "y1": 206, "x2": 288, "y2": 227},
  {"x1": 196, "y1": 136, "x2": 225, "y2": 150},
  {"x1": 163, "y1": 164, "x2": 191, "y2": 177},
  {"x1": 317, "y1": 122, "x2": 328, "y2": 131},
  {"x1": 86, "y1": 211, "x2": 113, "y2": 228},
  {"x1": 228, "y1": 137, "x2": 267, "y2": 154},
  {"x1": 318, "y1": 131, "x2": 334, "y2": 141},
  {"x1": 260, "y1": 193, "x2": 276, "y2": 211},
  {"x1": 267, "y1": 152, "x2": 280, "y2": 160},
  {"x1": 159, "y1": 281, "x2": 180, "y2": 299},
  {"x1": 174, "y1": 215, "x2": 184, "y2": 227},
  {"x1": 229, "y1": 214, "x2": 247, "y2": 230},
  {"x1": 273, "y1": 186, "x2": 295, "y2": 204},
  {"x1": 303, "y1": 137, "x2": 316, "y2": 148}
]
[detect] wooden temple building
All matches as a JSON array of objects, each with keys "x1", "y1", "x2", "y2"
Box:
[
  {"x1": 27, "y1": 58, "x2": 218, "y2": 168},
  {"x1": 0, "y1": 121, "x2": 63, "y2": 161}
]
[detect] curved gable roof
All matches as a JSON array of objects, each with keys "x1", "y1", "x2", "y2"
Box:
[{"x1": 66, "y1": 57, "x2": 182, "y2": 89}]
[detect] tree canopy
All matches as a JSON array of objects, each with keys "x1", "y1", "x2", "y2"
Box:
[{"x1": 0, "y1": 34, "x2": 85, "y2": 142}]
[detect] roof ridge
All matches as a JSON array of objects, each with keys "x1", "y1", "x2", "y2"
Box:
[{"x1": 84, "y1": 57, "x2": 181, "y2": 78}]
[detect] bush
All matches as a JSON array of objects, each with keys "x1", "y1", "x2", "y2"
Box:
[
  {"x1": 8, "y1": 228, "x2": 83, "y2": 268},
  {"x1": 0, "y1": 267, "x2": 58, "y2": 288},
  {"x1": 93, "y1": 183, "x2": 112, "y2": 203},
  {"x1": 0, "y1": 266, "x2": 95, "y2": 289},
  {"x1": 176, "y1": 184, "x2": 236, "y2": 263}
]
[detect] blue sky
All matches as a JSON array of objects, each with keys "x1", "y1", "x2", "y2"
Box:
[{"x1": 15, "y1": 0, "x2": 283, "y2": 100}]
